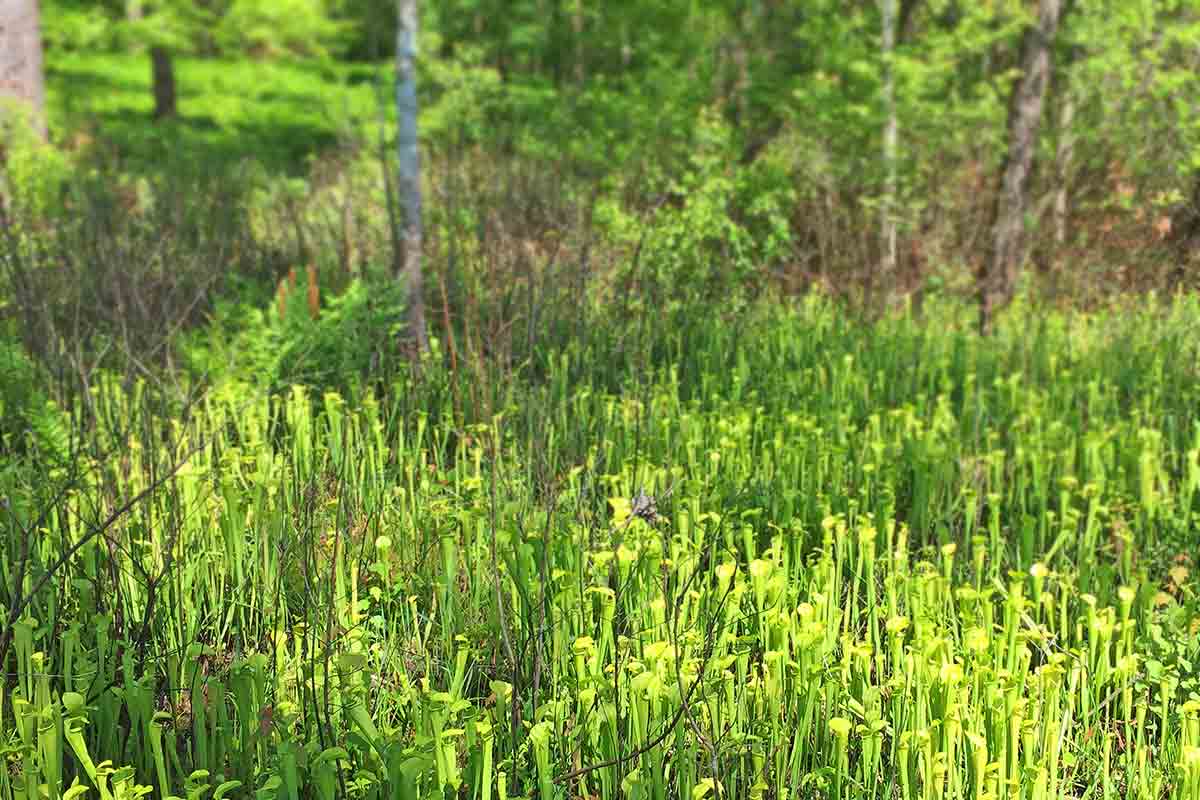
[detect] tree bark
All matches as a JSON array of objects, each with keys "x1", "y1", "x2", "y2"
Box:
[
  {"x1": 879, "y1": 0, "x2": 899, "y2": 297},
  {"x1": 1166, "y1": 173, "x2": 1200, "y2": 290},
  {"x1": 151, "y1": 45, "x2": 177, "y2": 119},
  {"x1": 0, "y1": 0, "x2": 48, "y2": 140},
  {"x1": 731, "y1": 5, "x2": 750, "y2": 127},
  {"x1": 1051, "y1": 44, "x2": 1079, "y2": 250},
  {"x1": 897, "y1": 0, "x2": 922, "y2": 42},
  {"x1": 572, "y1": 0, "x2": 585, "y2": 85},
  {"x1": 1052, "y1": 84, "x2": 1075, "y2": 248},
  {"x1": 978, "y1": 0, "x2": 1063, "y2": 335},
  {"x1": 396, "y1": 0, "x2": 428, "y2": 354}
]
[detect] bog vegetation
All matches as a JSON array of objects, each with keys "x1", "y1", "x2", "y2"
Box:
[{"x1": 2, "y1": 1, "x2": 1200, "y2": 799}]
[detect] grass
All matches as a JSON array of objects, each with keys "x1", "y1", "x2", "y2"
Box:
[
  {"x1": 2, "y1": 293, "x2": 1200, "y2": 799},
  {"x1": 45, "y1": 51, "x2": 389, "y2": 172}
]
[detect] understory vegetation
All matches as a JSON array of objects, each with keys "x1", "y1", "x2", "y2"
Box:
[
  {"x1": 3, "y1": 0, "x2": 1200, "y2": 798},
  {"x1": 3, "y1": 290, "x2": 1200, "y2": 800}
]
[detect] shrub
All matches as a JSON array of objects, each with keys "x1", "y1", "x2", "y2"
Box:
[{"x1": 185, "y1": 271, "x2": 410, "y2": 398}]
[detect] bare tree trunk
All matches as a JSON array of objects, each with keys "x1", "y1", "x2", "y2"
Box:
[
  {"x1": 731, "y1": 5, "x2": 750, "y2": 127},
  {"x1": 1052, "y1": 51, "x2": 1078, "y2": 248},
  {"x1": 572, "y1": 0, "x2": 585, "y2": 85},
  {"x1": 898, "y1": 0, "x2": 922, "y2": 42},
  {"x1": 396, "y1": 0, "x2": 428, "y2": 354},
  {"x1": 1166, "y1": 174, "x2": 1200, "y2": 290},
  {"x1": 0, "y1": 0, "x2": 48, "y2": 140},
  {"x1": 687, "y1": 1, "x2": 701, "y2": 84},
  {"x1": 151, "y1": 46, "x2": 177, "y2": 119},
  {"x1": 978, "y1": 0, "x2": 1063, "y2": 335},
  {"x1": 620, "y1": 18, "x2": 632, "y2": 70},
  {"x1": 879, "y1": 0, "x2": 899, "y2": 298}
]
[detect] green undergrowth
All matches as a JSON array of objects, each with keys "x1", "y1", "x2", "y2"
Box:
[
  {"x1": 182, "y1": 273, "x2": 410, "y2": 400},
  {"x1": 46, "y1": 51, "x2": 384, "y2": 172},
  {"x1": 2, "y1": 295, "x2": 1200, "y2": 799}
]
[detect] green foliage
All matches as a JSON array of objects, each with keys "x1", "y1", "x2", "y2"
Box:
[
  {"x1": 39, "y1": 1, "x2": 121, "y2": 52},
  {"x1": 43, "y1": 0, "x2": 350, "y2": 60},
  {"x1": 0, "y1": 336, "x2": 42, "y2": 451},
  {"x1": 5, "y1": 296, "x2": 1200, "y2": 799},
  {"x1": 215, "y1": 0, "x2": 355, "y2": 59},
  {"x1": 632, "y1": 110, "x2": 794, "y2": 309},
  {"x1": 270, "y1": 277, "x2": 409, "y2": 394},
  {"x1": 0, "y1": 106, "x2": 72, "y2": 218},
  {"x1": 46, "y1": 51, "x2": 384, "y2": 172},
  {"x1": 115, "y1": 0, "x2": 221, "y2": 53},
  {"x1": 0, "y1": 337, "x2": 73, "y2": 464},
  {"x1": 185, "y1": 274, "x2": 409, "y2": 397},
  {"x1": 1067, "y1": 0, "x2": 1200, "y2": 183},
  {"x1": 39, "y1": 0, "x2": 1200, "y2": 302},
  {"x1": 418, "y1": 44, "x2": 505, "y2": 147}
]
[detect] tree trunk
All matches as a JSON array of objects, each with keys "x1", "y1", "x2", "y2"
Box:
[
  {"x1": 396, "y1": 0, "x2": 427, "y2": 354},
  {"x1": 0, "y1": 0, "x2": 48, "y2": 140},
  {"x1": 620, "y1": 17, "x2": 632, "y2": 70},
  {"x1": 1052, "y1": 86, "x2": 1075, "y2": 248},
  {"x1": 1052, "y1": 46, "x2": 1079, "y2": 250},
  {"x1": 572, "y1": 0, "x2": 585, "y2": 85},
  {"x1": 731, "y1": 5, "x2": 750, "y2": 127},
  {"x1": 978, "y1": 0, "x2": 1063, "y2": 335},
  {"x1": 151, "y1": 46, "x2": 177, "y2": 119},
  {"x1": 1166, "y1": 173, "x2": 1200, "y2": 290},
  {"x1": 897, "y1": 0, "x2": 923, "y2": 42},
  {"x1": 879, "y1": 0, "x2": 899, "y2": 298}
]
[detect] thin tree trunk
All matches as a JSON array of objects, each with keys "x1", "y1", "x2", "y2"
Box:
[
  {"x1": 151, "y1": 46, "x2": 177, "y2": 119},
  {"x1": 396, "y1": 0, "x2": 428, "y2": 354},
  {"x1": 620, "y1": 18, "x2": 632, "y2": 70},
  {"x1": 731, "y1": 5, "x2": 750, "y2": 127},
  {"x1": 898, "y1": 0, "x2": 922, "y2": 42},
  {"x1": 687, "y1": 1, "x2": 701, "y2": 84},
  {"x1": 1052, "y1": 49, "x2": 1078, "y2": 249},
  {"x1": 572, "y1": 0, "x2": 585, "y2": 85},
  {"x1": 978, "y1": 0, "x2": 1063, "y2": 335},
  {"x1": 880, "y1": 0, "x2": 899, "y2": 297},
  {"x1": 0, "y1": 0, "x2": 48, "y2": 140}
]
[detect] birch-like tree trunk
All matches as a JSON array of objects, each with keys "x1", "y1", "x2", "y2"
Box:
[
  {"x1": 879, "y1": 0, "x2": 898, "y2": 293},
  {"x1": 620, "y1": 17, "x2": 632, "y2": 70},
  {"x1": 0, "y1": 0, "x2": 47, "y2": 139},
  {"x1": 396, "y1": 0, "x2": 428, "y2": 353},
  {"x1": 1052, "y1": 50, "x2": 1078, "y2": 248},
  {"x1": 978, "y1": 0, "x2": 1064, "y2": 335}
]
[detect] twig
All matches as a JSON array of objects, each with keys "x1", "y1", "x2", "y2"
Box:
[{"x1": 0, "y1": 437, "x2": 208, "y2": 669}]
